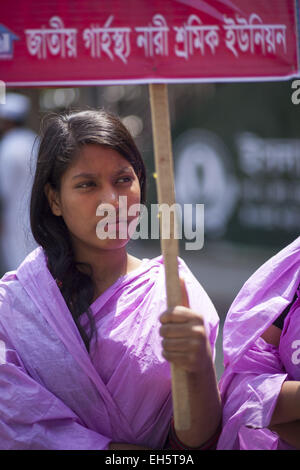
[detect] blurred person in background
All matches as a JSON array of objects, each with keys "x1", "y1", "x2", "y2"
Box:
[{"x1": 0, "y1": 92, "x2": 37, "y2": 272}]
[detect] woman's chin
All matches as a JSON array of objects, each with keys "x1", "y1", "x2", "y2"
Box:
[{"x1": 94, "y1": 233, "x2": 130, "y2": 250}]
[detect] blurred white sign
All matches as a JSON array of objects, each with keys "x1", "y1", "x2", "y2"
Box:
[{"x1": 174, "y1": 129, "x2": 239, "y2": 237}]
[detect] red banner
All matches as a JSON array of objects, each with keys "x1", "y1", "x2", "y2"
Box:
[{"x1": 0, "y1": 0, "x2": 298, "y2": 87}]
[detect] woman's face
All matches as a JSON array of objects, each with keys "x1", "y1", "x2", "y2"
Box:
[{"x1": 45, "y1": 144, "x2": 141, "y2": 255}]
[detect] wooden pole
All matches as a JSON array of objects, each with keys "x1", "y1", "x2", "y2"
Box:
[{"x1": 149, "y1": 83, "x2": 190, "y2": 430}]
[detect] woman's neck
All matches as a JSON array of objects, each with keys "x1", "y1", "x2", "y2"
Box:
[
  {"x1": 93, "y1": 249, "x2": 128, "y2": 289},
  {"x1": 73, "y1": 245, "x2": 141, "y2": 299}
]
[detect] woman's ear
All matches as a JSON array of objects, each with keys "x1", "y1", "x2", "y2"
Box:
[{"x1": 44, "y1": 183, "x2": 62, "y2": 216}]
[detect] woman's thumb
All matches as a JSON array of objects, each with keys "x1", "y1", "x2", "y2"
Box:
[{"x1": 179, "y1": 277, "x2": 190, "y2": 308}]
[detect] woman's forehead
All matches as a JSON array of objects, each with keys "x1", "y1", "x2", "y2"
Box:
[{"x1": 66, "y1": 144, "x2": 134, "y2": 175}]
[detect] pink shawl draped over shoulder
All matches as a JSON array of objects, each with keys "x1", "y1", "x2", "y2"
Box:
[{"x1": 218, "y1": 236, "x2": 300, "y2": 450}]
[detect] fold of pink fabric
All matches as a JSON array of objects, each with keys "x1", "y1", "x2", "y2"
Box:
[
  {"x1": 218, "y1": 237, "x2": 300, "y2": 450},
  {"x1": 0, "y1": 246, "x2": 219, "y2": 449}
]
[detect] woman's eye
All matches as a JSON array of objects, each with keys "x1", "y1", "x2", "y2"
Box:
[
  {"x1": 117, "y1": 176, "x2": 133, "y2": 184},
  {"x1": 77, "y1": 181, "x2": 96, "y2": 189}
]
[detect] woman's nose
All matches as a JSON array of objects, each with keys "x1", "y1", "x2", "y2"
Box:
[
  {"x1": 96, "y1": 186, "x2": 120, "y2": 222},
  {"x1": 100, "y1": 185, "x2": 119, "y2": 207}
]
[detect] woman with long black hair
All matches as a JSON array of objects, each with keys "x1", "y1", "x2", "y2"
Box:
[{"x1": 0, "y1": 109, "x2": 221, "y2": 450}]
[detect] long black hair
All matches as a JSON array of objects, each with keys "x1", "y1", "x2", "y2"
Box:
[{"x1": 30, "y1": 109, "x2": 147, "y2": 350}]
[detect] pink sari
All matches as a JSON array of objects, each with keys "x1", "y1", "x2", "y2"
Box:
[{"x1": 0, "y1": 246, "x2": 219, "y2": 449}]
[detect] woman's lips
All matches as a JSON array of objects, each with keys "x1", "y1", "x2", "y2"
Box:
[
  {"x1": 107, "y1": 219, "x2": 128, "y2": 226},
  {"x1": 96, "y1": 216, "x2": 139, "y2": 239}
]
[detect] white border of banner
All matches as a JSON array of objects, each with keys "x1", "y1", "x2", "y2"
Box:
[{"x1": 5, "y1": 73, "x2": 300, "y2": 87}]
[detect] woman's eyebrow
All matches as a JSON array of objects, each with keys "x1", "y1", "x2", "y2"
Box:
[
  {"x1": 72, "y1": 172, "x2": 97, "y2": 180},
  {"x1": 114, "y1": 166, "x2": 134, "y2": 175},
  {"x1": 72, "y1": 167, "x2": 133, "y2": 180}
]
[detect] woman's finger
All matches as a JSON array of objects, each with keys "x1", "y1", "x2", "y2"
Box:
[
  {"x1": 162, "y1": 337, "x2": 202, "y2": 352},
  {"x1": 159, "y1": 306, "x2": 204, "y2": 324},
  {"x1": 159, "y1": 322, "x2": 205, "y2": 339},
  {"x1": 161, "y1": 349, "x2": 199, "y2": 369}
]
